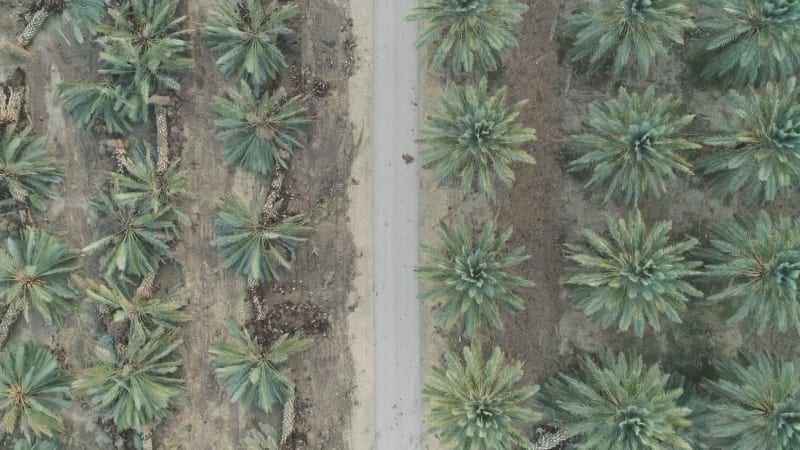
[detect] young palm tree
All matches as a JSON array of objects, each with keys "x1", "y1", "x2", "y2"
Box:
[
  {"x1": 563, "y1": 210, "x2": 702, "y2": 337},
  {"x1": 58, "y1": 81, "x2": 133, "y2": 134},
  {"x1": 415, "y1": 220, "x2": 533, "y2": 334},
  {"x1": 0, "y1": 124, "x2": 64, "y2": 212},
  {"x1": 211, "y1": 194, "x2": 307, "y2": 283},
  {"x1": 701, "y1": 354, "x2": 800, "y2": 449},
  {"x1": 86, "y1": 279, "x2": 190, "y2": 343},
  {"x1": 698, "y1": 78, "x2": 800, "y2": 204},
  {"x1": 95, "y1": 0, "x2": 193, "y2": 122},
  {"x1": 73, "y1": 328, "x2": 185, "y2": 433},
  {"x1": 109, "y1": 139, "x2": 189, "y2": 222},
  {"x1": 564, "y1": 0, "x2": 695, "y2": 80},
  {"x1": 0, "y1": 341, "x2": 70, "y2": 440},
  {"x1": 0, "y1": 230, "x2": 81, "y2": 348},
  {"x1": 407, "y1": 0, "x2": 528, "y2": 77},
  {"x1": 568, "y1": 86, "x2": 698, "y2": 206},
  {"x1": 702, "y1": 211, "x2": 800, "y2": 335},
  {"x1": 537, "y1": 350, "x2": 692, "y2": 449},
  {"x1": 203, "y1": 0, "x2": 299, "y2": 85},
  {"x1": 424, "y1": 343, "x2": 540, "y2": 450},
  {"x1": 82, "y1": 191, "x2": 181, "y2": 279},
  {"x1": 211, "y1": 84, "x2": 311, "y2": 179},
  {"x1": 12, "y1": 438, "x2": 59, "y2": 450},
  {"x1": 419, "y1": 78, "x2": 536, "y2": 199},
  {"x1": 695, "y1": 0, "x2": 800, "y2": 88},
  {"x1": 209, "y1": 320, "x2": 312, "y2": 413}
]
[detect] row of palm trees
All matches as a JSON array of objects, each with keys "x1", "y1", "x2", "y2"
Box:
[{"x1": 409, "y1": 0, "x2": 800, "y2": 448}]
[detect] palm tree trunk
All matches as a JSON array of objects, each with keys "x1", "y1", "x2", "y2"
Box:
[
  {"x1": 0, "y1": 84, "x2": 25, "y2": 125},
  {"x1": 134, "y1": 270, "x2": 157, "y2": 300},
  {"x1": 10, "y1": 187, "x2": 35, "y2": 230},
  {"x1": 155, "y1": 105, "x2": 169, "y2": 176},
  {"x1": 280, "y1": 387, "x2": 296, "y2": 447},
  {"x1": 141, "y1": 430, "x2": 153, "y2": 450},
  {"x1": 17, "y1": 8, "x2": 49, "y2": 48},
  {"x1": 0, "y1": 302, "x2": 24, "y2": 350},
  {"x1": 246, "y1": 277, "x2": 265, "y2": 322},
  {"x1": 529, "y1": 427, "x2": 571, "y2": 450},
  {"x1": 261, "y1": 150, "x2": 291, "y2": 217}
]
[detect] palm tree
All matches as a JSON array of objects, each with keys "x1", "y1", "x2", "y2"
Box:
[
  {"x1": 407, "y1": 0, "x2": 528, "y2": 77},
  {"x1": 209, "y1": 320, "x2": 312, "y2": 413},
  {"x1": 12, "y1": 438, "x2": 59, "y2": 450},
  {"x1": 695, "y1": 0, "x2": 800, "y2": 88},
  {"x1": 698, "y1": 78, "x2": 800, "y2": 204},
  {"x1": 0, "y1": 341, "x2": 70, "y2": 440},
  {"x1": 211, "y1": 194, "x2": 307, "y2": 283},
  {"x1": 568, "y1": 86, "x2": 698, "y2": 206},
  {"x1": 55, "y1": 0, "x2": 108, "y2": 44},
  {"x1": 109, "y1": 139, "x2": 189, "y2": 222},
  {"x1": 86, "y1": 279, "x2": 190, "y2": 343},
  {"x1": 202, "y1": 0, "x2": 299, "y2": 85},
  {"x1": 58, "y1": 81, "x2": 133, "y2": 134},
  {"x1": 0, "y1": 230, "x2": 81, "y2": 348},
  {"x1": 0, "y1": 124, "x2": 65, "y2": 212},
  {"x1": 537, "y1": 350, "x2": 692, "y2": 449},
  {"x1": 73, "y1": 328, "x2": 185, "y2": 433},
  {"x1": 700, "y1": 354, "x2": 800, "y2": 449},
  {"x1": 239, "y1": 424, "x2": 279, "y2": 450},
  {"x1": 564, "y1": 0, "x2": 694, "y2": 80},
  {"x1": 415, "y1": 220, "x2": 533, "y2": 334},
  {"x1": 419, "y1": 78, "x2": 536, "y2": 199},
  {"x1": 562, "y1": 210, "x2": 702, "y2": 337},
  {"x1": 95, "y1": 0, "x2": 193, "y2": 122},
  {"x1": 702, "y1": 211, "x2": 800, "y2": 335},
  {"x1": 423, "y1": 342, "x2": 540, "y2": 450},
  {"x1": 211, "y1": 84, "x2": 311, "y2": 179},
  {"x1": 83, "y1": 191, "x2": 181, "y2": 279}
]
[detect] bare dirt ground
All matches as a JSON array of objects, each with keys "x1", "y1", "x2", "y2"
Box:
[{"x1": 0, "y1": 0, "x2": 364, "y2": 448}]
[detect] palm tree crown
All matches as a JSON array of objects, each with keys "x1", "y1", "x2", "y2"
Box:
[
  {"x1": 209, "y1": 320, "x2": 312, "y2": 413},
  {"x1": 537, "y1": 350, "x2": 692, "y2": 449},
  {"x1": 701, "y1": 354, "x2": 800, "y2": 450},
  {"x1": 568, "y1": 86, "x2": 698, "y2": 206},
  {"x1": 0, "y1": 125, "x2": 64, "y2": 211},
  {"x1": 702, "y1": 211, "x2": 800, "y2": 334},
  {"x1": 419, "y1": 78, "x2": 536, "y2": 199},
  {"x1": 203, "y1": 0, "x2": 299, "y2": 85},
  {"x1": 0, "y1": 341, "x2": 70, "y2": 439},
  {"x1": 564, "y1": 0, "x2": 695, "y2": 80},
  {"x1": 212, "y1": 84, "x2": 311, "y2": 179},
  {"x1": 698, "y1": 78, "x2": 800, "y2": 204},
  {"x1": 211, "y1": 194, "x2": 307, "y2": 283},
  {"x1": 416, "y1": 220, "x2": 533, "y2": 334},
  {"x1": 423, "y1": 343, "x2": 540, "y2": 450},
  {"x1": 73, "y1": 328, "x2": 185, "y2": 433},
  {"x1": 563, "y1": 210, "x2": 702, "y2": 337},
  {"x1": 695, "y1": 0, "x2": 800, "y2": 88},
  {"x1": 408, "y1": 0, "x2": 529, "y2": 77},
  {"x1": 58, "y1": 81, "x2": 134, "y2": 135}
]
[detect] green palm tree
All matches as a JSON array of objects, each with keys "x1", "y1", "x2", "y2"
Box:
[
  {"x1": 209, "y1": 320, "x2": 312, "y2": 413},
  {"x1": 563, "y1": 210, "x2": 702, "y2": 337},
  {"x1": 537, "y1": 350, "x2": 692, "y2": 449},
  {"x1": 73, "y1": 328, "x2": 185, "y2": 433},
  {"x1": 407, "y1": 0, "x2": 528, "y2": 77},
  {"x1": 0, "y1": 230, "x2": 81, "y2": 348},
  {"x1": 211, "y1": 84, "x2": 311, "y2": 179},
  {"x1": 695, "y1": 0, "x2": 800, "y2": 88},
  {"x1": 702, "y1": 211, "x2": 800, "y2": 335},
  {"x1": 419, "y1": 78, "x2": 536, "y2": 199},
  {"x1": 698, "y1": 78, "x2": 800, "y2": 205},
  {"x1": 700, "y1": 354, "x2": 800, "y2": 449},
  {"x1": 109, "y1": 139, "x2": 189, "y2": 222},
  {"x1": 0, "y1": 124, "x2": 64, "y2": 211},
  {"x1": 12, "y1": 437, "x2": 59, "y2": 450},
  {"x1": 564, "y1": 0, "x2": 694, "y2": 80},
  {"x1": 86, "y1": 279, "x2": 190, "y2": 343},
  {"x1": 423, "y1": 343, "x2": 540, "y2": 450},
  {"x1": 415, "y1": 220, "x2": 533, "y2": 334},
  {"x1": 95, "y1": 0, "x2": 193, "y2": 121},
  {"x1": 0, "y1": 341, "x2": 70, "y2": 440},
  {"x1": 202, "y1": 0, "x2": 299, "y2": 85},
  {"x1": 211, "y1": 194, "x2": 307, "y2": 283},
  {"x1": 568, "y1": 86, "x2": 699, "y2": 206},
  {"x1": 82, "y1": 191, "x2": 181, "y2": 279},
  {"x1": 58, "y1": 81, "x2": 133, "y2": 134},
  {"x1": 54, "y1": 0, "x2": 108, "y2": 44}
]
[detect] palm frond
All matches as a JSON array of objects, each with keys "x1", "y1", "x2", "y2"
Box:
[
  {"x1": 12, "y1": 437, "x2": 60, "y2": 450},
  {"x1": 57, "y1": 81, "x2": 133, "y2": 134},
  {"x1": 238, "y1": 423, "x2": 280, "y2": 450},
  {"x1": 0, "y1": 124, "x2": 64, "y2": 211},
  {"x1": 52, "y1": 0, "x2": 108, "y2": 45}
]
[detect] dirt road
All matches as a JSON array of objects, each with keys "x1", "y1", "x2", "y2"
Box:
[{"x1": 373, "y1": 0, "x2": 423, "y2": 448}]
